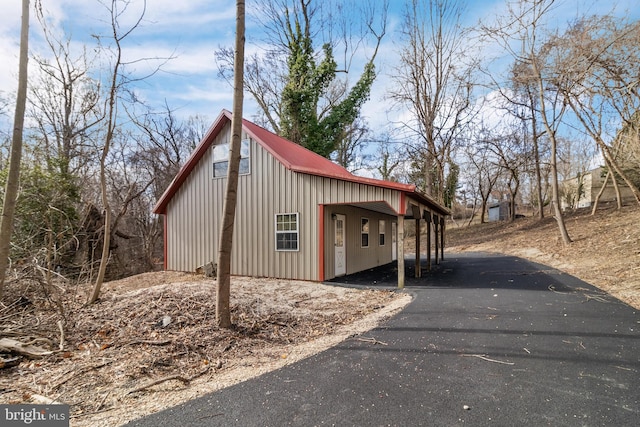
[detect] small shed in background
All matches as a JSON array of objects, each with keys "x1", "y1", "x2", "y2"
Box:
[{"x1": 488, "y1": 201, "x2": 510, "y2": 222}]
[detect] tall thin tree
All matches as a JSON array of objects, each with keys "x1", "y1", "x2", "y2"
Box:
[
  {"x1": 87, "y1": 0, "x2": 147, "y2": 304},
  {"x1": 0, "y1": 0, "x2": 30, "y2": 298},
  {"x1": 389, "y1": 0, "x2": 476, "y2": 203},
  {"x1": 216, "y1": 0, "x2": 246, "y2": 328},
  {"x1": 483, "y1": 0, "x2": 571, "y2": 243}
]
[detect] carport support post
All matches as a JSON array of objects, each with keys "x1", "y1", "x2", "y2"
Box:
[
  {"x1": 415, "y1": 218, "x2": 421, "y2": 278},
  {"x1": 397, "y1": 215, "x2": 405, "y2": 289},
  {"x1": 434, "y1": 214, "x2": 439, "y2": 265},
  {"x1": 440, "y1": 216, "x2": 445, "y2": 260},
  {"x1": 426, "y1": 212, "x2": 431, "y2": 272}
]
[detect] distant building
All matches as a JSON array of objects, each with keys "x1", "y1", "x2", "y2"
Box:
[
  {"x1": 488, "y1": 201, "x2": 510, "y2": 222},
  {"x1": 561, "y1": 168, "x2": 636, "y2": 210}
]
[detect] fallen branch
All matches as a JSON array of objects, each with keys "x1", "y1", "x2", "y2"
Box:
[
  {"x1": 126, "y1": 366, "x2": 210, "y2": 395},
  {"x1": 95, "y1": 391, "x2": 111, "y2": 412},
  {"x1": 29, "y1": 393, "x2": 63, "y2": 405},
  {"x1": 57, "y1": 320, "x2": 65, "y2": 351},
  {"x1": 50, "y1": 361, "x2": 112, "y2": 391},
  {"x1": 462, "y1": 354, "x2": 514, "y2": 365},
  {"x1": 126, "y1": 375, "x2": 190, "y2": 395},
  {"x1": 0, "y1": 356, "x2": 21, "y2": 369},
  {"x1": 584, "y1": 294, "x2": 610, "y2": 303},
  {"x1": 0, "y1": 338, "x2": 53, "y2": 358},
  {"x1": 126, "y1": 339, "x2": 171, "y2": 346},
  {"x1": 354, "y1": 337, "x2": 388, "y2": 346},
  {"x1": 548, "y1": 285, "x2": 572, "y2": 295}
]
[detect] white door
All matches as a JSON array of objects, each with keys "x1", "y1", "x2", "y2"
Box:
[
  {"x1": 335, "y1": 214, "x2": 346, "y2": 276},
  {"x1": 391, "y1": 222, "x2": 397, "y2": 261}
]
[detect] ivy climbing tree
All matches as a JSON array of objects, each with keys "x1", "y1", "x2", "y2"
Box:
[{"x1": 216, "y1": 0, "x2": 386, "y2": 158}]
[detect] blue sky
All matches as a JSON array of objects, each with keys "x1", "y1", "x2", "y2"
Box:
[{"x1": 0, "y1": 0, "x2": 638, "y2": 137}]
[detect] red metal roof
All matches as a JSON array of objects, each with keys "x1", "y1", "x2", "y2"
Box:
[{"x1": 153, "y1": 110, "x2": 447, "y2": 215}]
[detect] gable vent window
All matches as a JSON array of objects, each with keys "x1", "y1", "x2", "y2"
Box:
[
  {"x1": 275, "y1": 213, "x2": 299, "y2": 251},
  {"x1": 213, "y1": 138, "x2": 251, "y2": 178}
]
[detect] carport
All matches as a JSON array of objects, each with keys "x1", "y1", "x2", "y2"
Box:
[
  {"x1": 396, "y1": 195, "x2": 450, "y2": 287},
  {"x1": 321, "y1": 192, "x2": 449, "y2": 289}
]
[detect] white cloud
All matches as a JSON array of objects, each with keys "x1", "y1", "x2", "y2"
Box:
[{"x1": 3, "y1": 0, "x2": 639, "y2": 135}]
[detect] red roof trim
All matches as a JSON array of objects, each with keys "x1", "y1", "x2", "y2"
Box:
[{"x1": 153, "y1": 110, "x2": 448, "y2": 216}]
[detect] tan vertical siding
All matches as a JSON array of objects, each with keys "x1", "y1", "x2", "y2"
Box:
[{"x1": 165, "y1": 123, "x2": 323, "y2": 280}]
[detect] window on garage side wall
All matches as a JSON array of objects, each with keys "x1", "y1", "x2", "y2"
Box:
[
  {"x1": 379, "y1": 220, "x2": 386, "y2": 246},
  {"x1": 361, "y1": 218, "x2": 369, "y2": 247},
  {"x1": 275, "y1": 213, "x2": 299, "y2": 251}
]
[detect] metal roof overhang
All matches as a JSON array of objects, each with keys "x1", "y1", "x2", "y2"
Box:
[{"x1": 345, "y1": 201, "x2": 398, "y2": 216}]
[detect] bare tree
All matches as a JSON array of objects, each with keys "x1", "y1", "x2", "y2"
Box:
[
  {"x1": 375, "y1": 137, "x2": 402, "y2": 182},
  {"x1": 30, "y1": 6, "x2": 102, "y2": 177},
  {"x1": 549, "y1": 15, "x2": 640, "y2": 206},
  {"x1": 556, "y1": 135, "x2": 596, "y2": 210},
  {"x1": 0, "y1": 0, "x2": 30, "y2": 298},
  {"x1": 131, "y1": 105, "x2": 199, "y2": 196},
  {"x1": 333, "y1": 115, "x2": 370, "y2": 171},
  {"x1": 388, "y1": 0, "x2": 477, "y2": 203},
  {"x1": 216, "y1": 0, "x2": 246, "y2": 328},
  {"x1": 485, "y1": 128, "x2": 529, "y2": 221},
  {"x1": 485, "y1": 0, "x2": 571, "y2": 243},
  {"x1": 88, "y1": 0, "x2": 147, "y2": 304},
  {"x1": 466, "y1": 128, "x2": 502, "y2": 223},
  {"x1": 503, "y1": 61, "x2": 547, "y2": 219}
]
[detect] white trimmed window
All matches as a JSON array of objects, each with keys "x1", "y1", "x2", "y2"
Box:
[
  {"x1": 275, "y1": 213, "x2": 299, "y2": 251},
  {"x1": 379, "y1": 220, "x2": 386, "y2": 246},
  {"x1": 213, "y1": 138, "x2": 251, "y2": 178},
  {"x1": 361, "y1": 218, "x2": 370, "y2": 248}
]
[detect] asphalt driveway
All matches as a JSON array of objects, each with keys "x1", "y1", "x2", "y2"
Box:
[{"x1": 126, "y1": 252, "x2": 639, "y2": 426}]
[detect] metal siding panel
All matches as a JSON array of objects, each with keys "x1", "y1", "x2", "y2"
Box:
[
  {"x1": 251, "y1": 137, "x2": 261, "y2": 275},
  {"x1": 165, "y1": 124, "x2": 230, "y2": 272}
]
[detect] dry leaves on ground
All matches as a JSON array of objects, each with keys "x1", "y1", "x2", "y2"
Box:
[{"x1": 0, "y1": 273, "x2": 410, "y2": 426}]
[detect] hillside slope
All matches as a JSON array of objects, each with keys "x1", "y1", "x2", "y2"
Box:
[{"x1": 446, "y1": 204, "x2": 639, "y2": 309}]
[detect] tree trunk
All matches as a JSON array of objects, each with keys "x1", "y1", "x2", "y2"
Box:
[
  {"x1": 87, "y1": 1, "x2": 126, "y2": 304},
  {"x1": 0, "y1": 0, "x2": 29, "y2": 298},
  {"x1": 607, "y1": 160, "x2": 623, "y2": 209},
  {"x1": 549, "y1": 135, "x2": 572, "y2": 244},
  {"x1": 532, "y1": 131, "x2": 544, "y2": 219},
  {"x1": 87, "y1": 167, "x2": 112, "y2": 304},
  {"x1": 591, "y1": 169, "x2": 610, "y2": 215},
  {"x1": 480, "y1": 195, "x2": 488, "y2": 224},
  {"x1": 532, "y1": 51, "x2": 571, "y2": 244},
  {"x1": 566, "y1": 97, "x2": 640, "y2": 206},
  {"x1": 216, "y1": 0, "x2": 245, "y2": 329},
  {"x1": 594, "y1": 134, "x2": 640, "y2": 206}
]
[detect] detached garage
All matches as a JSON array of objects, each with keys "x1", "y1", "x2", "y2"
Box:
[{"x1": 154, "y1": 110, "x2": 449, "y2": 287}]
